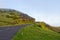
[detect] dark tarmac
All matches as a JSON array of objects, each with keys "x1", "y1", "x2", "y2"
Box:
[{"x1": 0, "y1": 24, "x2": 29, "y2": 40}]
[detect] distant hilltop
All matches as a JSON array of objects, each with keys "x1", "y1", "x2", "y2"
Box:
[{"x1": 0, "y1": 8, "x2": 35, "y2": 26}]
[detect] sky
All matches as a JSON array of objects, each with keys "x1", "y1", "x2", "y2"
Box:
[{"x1": 0, "y1": 0, "x2": 60, "y2": 26}]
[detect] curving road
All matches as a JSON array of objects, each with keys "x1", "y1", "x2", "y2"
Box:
[{"x1": 0, "y1": 24, "x2": 29, "y2": 40}]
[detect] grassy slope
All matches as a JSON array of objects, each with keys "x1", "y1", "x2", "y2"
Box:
[
  {"x1": 0, "y1": 9, "x2": 35, "y2": 26},
  {"x1": 0, "y1": 13, "x2": 13, "y2": 25},
  {"x1": 0, "y1": 11, "x2": 20, "y2": 26},
  {"x1": 12, "y1": 25, "x2": 60, "y2": 40},
  {"x1": 0, "y1": 10, "x2": 27, "y2": 26}
]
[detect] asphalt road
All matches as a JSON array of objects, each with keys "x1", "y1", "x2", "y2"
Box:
[{"x1": 0, "y1": 24, "x2": 29, "y2": 40}]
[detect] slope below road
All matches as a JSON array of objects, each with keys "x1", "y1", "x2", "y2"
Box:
[{"x1": 0, "y1": 24, "x2": 29, "y2": 40}]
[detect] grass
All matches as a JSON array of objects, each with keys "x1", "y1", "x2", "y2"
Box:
[
  {"x1": 0, "y1": 9, "x2": 35, "y2": 27},
  {"x1": 0, "y1": 12, "x2": 17, "y2": 26},
  {"x1": 12, "y1": 24, "x2": 60, "y2": 40}
]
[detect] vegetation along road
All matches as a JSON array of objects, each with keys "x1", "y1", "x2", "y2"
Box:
[{"x1": 0, "y1": 24, "x2": 30, "y2": 40}]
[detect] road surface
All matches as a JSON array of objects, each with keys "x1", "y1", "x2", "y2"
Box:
[{"x1": 0, "y1": 24, "x2": 29, "y2": 40}]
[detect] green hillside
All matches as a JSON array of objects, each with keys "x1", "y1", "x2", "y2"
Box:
[
  {"x1": 12, "y1": 24, "x2": 60, "y2": 40},
  {"x1": 0, "y1": 8, "x2": 60, "y2": 40},
  {"x1": 0, "y1": 9, "x2": 35, "y2": 26}
]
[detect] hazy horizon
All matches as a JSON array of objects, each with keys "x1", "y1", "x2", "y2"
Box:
[{"x1": 0, "y1": 0, "x2": 60, "y2": 26}]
